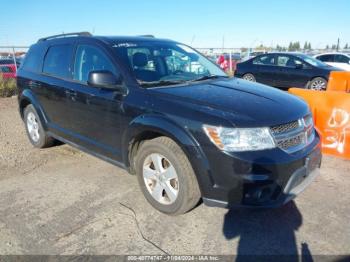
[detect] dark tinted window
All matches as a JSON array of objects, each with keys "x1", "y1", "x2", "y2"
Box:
[
  {"x1": 317, "y1": 54, "x2": 334, "y2": 62},
  {"x1": 253, "y1": 55, "x2": 275, "y2": 65},
  {"x1": 277, "y1": 55, "x2": 303, "y2": 67},
  {"x1": 43, "y1": 44, "x2": 73, "y2": 78},
  {"x1": 22, "y1": 44, "x2": 45, "y2": 72},
  {"x1": 335, "y1": 55, "x2": 350, "y2": 63},
  {"x1": 0, "y1": 66, "x2": 13, "y2": 73},
  {"x1": 73, "y1": 45, "x2": 116, "y2": 83},
  {"x1": 0, "y1": 59, "x2": 14, "y2": 65}
]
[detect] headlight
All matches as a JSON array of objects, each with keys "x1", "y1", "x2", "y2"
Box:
[{"x1": 203, "y1": 125, "x2": 276, "y2": 152}]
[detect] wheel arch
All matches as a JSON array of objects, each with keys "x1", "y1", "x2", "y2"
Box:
[
  {"x1": 306, "y1": 76, "x2": 328, "y2": 89},
  {"x1": 122, "y1": 114, "x2": 212, "y2": 196},
  {"x1": 309, "y1": 75, "x2": 328, "y2": 81},
  {"x1": 19, "y1": 89, "x2": 48, "y2": 129}
]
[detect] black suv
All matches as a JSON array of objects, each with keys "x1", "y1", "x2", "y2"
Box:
[{"x1": 17, "y1": 32, "x2": 322, "y2": 215}]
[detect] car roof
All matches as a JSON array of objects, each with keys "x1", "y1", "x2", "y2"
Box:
[
  {"x1": 36, "y1": 34, "x2": 177, "y2": 46},
  {"x1": 95, "y1": 35, "x2": 176, "y2": 44},
  {"x1": 262, "y1": 52, "x2": 306, "y2": 56},
  {"x1": 315, "y1": 52, "x2": 350, "y2": 57}
]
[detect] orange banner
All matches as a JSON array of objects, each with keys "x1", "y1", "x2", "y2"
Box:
[{"x1": 289, "y1": 72, "x2": 350, "y2": 159}]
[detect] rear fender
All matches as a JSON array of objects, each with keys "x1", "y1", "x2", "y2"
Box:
[{"x1": 19, "y1": 89, "x2": 48, "y2": 130}]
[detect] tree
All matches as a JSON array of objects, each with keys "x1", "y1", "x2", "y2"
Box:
[
  {"x1": 288, "y1": 42, "x2": 299, "y2": 51},
  {"x1": 303, "y1": 42, "x2": 308, "y2": 50},
  {"x1": 331, "y1": 44, "x2": 337, "y2": 50},
  {"x1": 276, "y1": 44, "x2": 285, "y2": 51},
  {"x1": 326, "y1": 45, "x2": 329, "y2": 49},
  {"x1": 308, "y1": 42, "x2": 312, "y2": 50},
  {"x1": 345, "y1": 43, "x2": 349, "y2": 49}
]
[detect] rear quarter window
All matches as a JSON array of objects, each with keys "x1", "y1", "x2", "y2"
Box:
[
  {"x1": 21, "y1": 44, "x2": 45, "y2": 72},
  {"x1": 43, "y1": 44, "x2": 73, "y2": 79}
]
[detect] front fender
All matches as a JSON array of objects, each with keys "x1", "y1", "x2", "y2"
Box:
[
  {"x1": 19, "y1": 89, "x2": 48, "y2": 129},
  {"x1": 122, "y1": 114, "x2": 214, "y2": 197}
]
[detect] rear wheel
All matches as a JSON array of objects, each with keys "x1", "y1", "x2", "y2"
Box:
[
  {"x1": 242, "y1": 73, "x2": 256, "y2": 82},
  {"x1": 307, "y1": 77, "x2": 327, "y2": 91},
  {"x1": 24, "y1": 104, "x2": 55, "y2": 148},
  {"x1": 135, "y1": 137, "x2": 201, "y2": 215}
]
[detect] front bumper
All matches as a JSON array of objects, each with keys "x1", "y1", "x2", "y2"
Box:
[{"x1": 198, "y1": 133, "x2": 322, "y2": 208}]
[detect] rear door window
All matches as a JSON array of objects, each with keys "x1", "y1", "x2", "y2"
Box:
[
  {"x1": 277, "y1": 55, "x2": 304, "y2": 68},
  {"x1": 43, "y1": 44, "x2": 73, "y2": 79},
  {"x1": 335, "y1": 55, "x2": 350, "y2": 63},
  {"x1": 252, "y1": 55, "x2": 275, "y2": 66}
]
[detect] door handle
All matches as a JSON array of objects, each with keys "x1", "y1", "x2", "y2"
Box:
[
  {"x1": 65, "y1": 89, "x2": 77, "y2": 101},
  {"x1": 65, "y1": 89, "x2": 77, "y2": 96}
]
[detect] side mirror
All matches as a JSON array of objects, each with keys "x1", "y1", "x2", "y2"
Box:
[
  {"x1": 87, "y1": 70, "x2": 123, "y2": 90},
  {"x1": 295, "y1": 63, "x2": 303, "y2": 69}
]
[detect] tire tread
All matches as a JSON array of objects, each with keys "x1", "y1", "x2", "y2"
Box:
[{"x1": 135, "y1": 136, "x2": 201, "y2": 215}]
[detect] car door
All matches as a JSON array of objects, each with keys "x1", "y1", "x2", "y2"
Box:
[
  {"x1": 252, "y1": 54, "x2": 277, "y2": 85},
  {"x1": 65, "y1": 43, "x2": 126, "y2": 161},
  {"x1": 37, "y1": 43, "x2": 75, "y2": 131},
  {"x1": 317, "y1": 54, "x2": 336, "y2": 67},
  {"x1": 274, "y1": 55, "x2": 310, "y2": 89},
  {"x1": 334, "y1": 55, "x2": 350, "y2": 71}
]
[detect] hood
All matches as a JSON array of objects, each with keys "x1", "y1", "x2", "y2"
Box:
[{"x1": 151, "y1": 78, "x2": 309, "y2": 127}]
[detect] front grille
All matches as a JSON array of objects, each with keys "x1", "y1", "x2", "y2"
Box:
[
  {"x1": 271, "y1": 120, "x2": 300, "y2": 134},
  {"x1": 276, "y1": 133, "x2": 304, "y2": 149},
  {"x1": 270, "y1": 115, "x2": 315, "y2": 153}
]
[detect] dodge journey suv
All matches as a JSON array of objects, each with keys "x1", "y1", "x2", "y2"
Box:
[{"x1": 17, "y1": 32, "x2": 322, "y2": 215}]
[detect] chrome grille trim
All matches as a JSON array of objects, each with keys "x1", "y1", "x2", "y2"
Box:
[
  {"x1": 270, "y1": 116, "x2": 315, "y2": 153},
  {"x1": 270, "y1": 120, "x2": 300, "y2": 134}
]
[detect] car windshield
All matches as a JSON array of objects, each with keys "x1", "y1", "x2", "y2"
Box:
[
  {"x1": 296, "y1": 54, "x2": 328, "y2": 67},
  {"x1": 112, "y1": 41, "x2": 228, "y2": 87}
]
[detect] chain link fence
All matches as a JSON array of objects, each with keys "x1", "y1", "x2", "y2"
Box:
[{"x1": 0, "y1": 46, "x2": 28, "y2": 97}]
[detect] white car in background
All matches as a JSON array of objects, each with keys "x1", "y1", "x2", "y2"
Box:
[{"x1": 314, "y1": 53, "x2": 350, "y2": 71}]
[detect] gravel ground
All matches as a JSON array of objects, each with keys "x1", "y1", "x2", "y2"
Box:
[{"x1": 0, "y1": 97, "x2": 349, "y2": 257}]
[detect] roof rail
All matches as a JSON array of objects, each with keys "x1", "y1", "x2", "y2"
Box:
[
  {"x1": 138, "y1": 35, "x2": 155, "y2": 38},
  {"x1": 37, "y1": 32, "x2": 92, "y2": 42}
]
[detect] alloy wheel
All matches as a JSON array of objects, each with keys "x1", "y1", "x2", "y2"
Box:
[
  {"x1": 26, "y1": 112, "x2": 40, "y2": 142},
  {"x1": 243, "y1": 74, "x2": 256, "y2": 82},
  {"x1": 143, "y1": 153, "x2": 179, "y2": 205},
  {"x1": 310, "y1": 79, "x2": 326, "y2": 90}
]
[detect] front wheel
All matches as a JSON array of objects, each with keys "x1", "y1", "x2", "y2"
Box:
[
  {"x1": 307, "y1": 77, "x2": 327, "y2": 91},
  {"x1": 242, "y1": 73, "x2": 256, "y2": 82},
  {"x1": 135, "y1": 137, "x2": 201, "y2": 215}
]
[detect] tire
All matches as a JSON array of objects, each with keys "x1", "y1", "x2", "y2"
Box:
[
  {"x1": 24, "y1": 104, "x2": 55, "y2": 148},
  {"x1": 307, "y1": 77, "x2": 327, "y2": 91},
  {"x1": 135, "y1": 136, "x2": 201, "y2": 215},
  {"x1": 242, "y1": 73, "x2": 256, "y2": 82}
]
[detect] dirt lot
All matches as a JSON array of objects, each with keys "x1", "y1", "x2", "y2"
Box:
[{"x1": 0, "y1": 97, "x2": 349, "y2": 256}]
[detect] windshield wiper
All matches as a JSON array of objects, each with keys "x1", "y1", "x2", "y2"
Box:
[
  {"x1": 139, "y1": 80, "x2": 187, "y2": 87},
  {"x1": 191, "y1": 75, "x2": 228, "y2": 82}
]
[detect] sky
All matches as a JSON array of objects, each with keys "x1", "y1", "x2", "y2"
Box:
[{"x1": 1, "y1": 0, "x2": 349, "y2": 49}]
